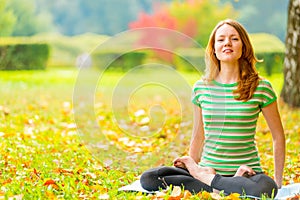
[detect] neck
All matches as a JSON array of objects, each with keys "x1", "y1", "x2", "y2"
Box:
[{"x1": 216, "y1": 62, "x2": 239, "y2": 84}]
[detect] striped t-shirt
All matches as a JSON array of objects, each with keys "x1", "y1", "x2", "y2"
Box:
[{"x1": 192, "y1": 79, "x2": 277, "y2": 175}]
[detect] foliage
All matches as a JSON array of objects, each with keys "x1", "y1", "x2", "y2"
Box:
[
  {"x1": 0, "y1": 0, "x2": 16, "y2": 36},
  {"x1": 35, "y1": 0, "x2": 156, "y2": 36},
  {"x1": 249, "y1": 33, "x2": 285, "y2": 76},
  {"x1": 0, "y1": 37, "x2": 50, "y2": 70},
  {"x1": 0, "y1": 69, "x2": 299, "y2": 199},
  {"x1": 250, "y1": 33, "x2": 285, "y2": 54},
  {"x1": 2, "y1": 0, "x2": 54, "y2": 36},
  {"x1": 222, "y1": 0, "x2": 289, "y2": 42},
  {"x1": 129, "y1": 0, "x2": 237, "y2": 47},
  {"x1": 127, "y1": 0, "x2": 236, "y2": 65},
  {"x1": 168, "y1": 0, "x2": 237, "y2": 46},
  {"x1": 256, "y1": 52, "x2": 285, "y2": 76},
  {"x1": 1, "y1": 0, "x2": 288, "y2": 42},
  {"x1": 92, "y1": 50, "x2": 147, "y2": 71},
  {"x1": 20, "y1": 33, "x2": 109, "y2": 67}
]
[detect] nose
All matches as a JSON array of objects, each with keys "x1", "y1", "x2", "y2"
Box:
[{"x1": 224, "y1": 38, "x2": 232, "y2": 46}]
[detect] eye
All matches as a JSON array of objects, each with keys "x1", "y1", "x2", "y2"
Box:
[
  {"x1": 232, "y1": 38, "x2": 239, "y2": 41},
  {"x1": 217, "y1": 39, "x2": 224, "y2": 42}
]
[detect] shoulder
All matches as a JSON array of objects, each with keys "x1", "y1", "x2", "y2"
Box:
[
  {"x1": 258, "y1": 78, "x2": 273, "y2": 87},
  {"x1": 193, "y1": 78, "x2": 207, "y2": 86},
  {"x1": 257, "y1": 78, "x2": 275, "y2": 91},
  {"x1": 256, "y1": 77, "x2": 277, "y2": 99},
  {"x1": 192, "y1": 79, "x2": 208, "y2": 90}
]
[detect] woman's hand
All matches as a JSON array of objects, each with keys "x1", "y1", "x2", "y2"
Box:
[
  {"x1": 173, "y1": 156, "x2": 196, "y2": 169},
  {"x1": 234, "y1": 165, "x2": 256, "y2": 177}
]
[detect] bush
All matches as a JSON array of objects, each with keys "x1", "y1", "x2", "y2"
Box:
[
  {"x1": 0, "y1": 39, "x2": 50, "y2": 70},
  {"x1": 250, "y1": 33, "x2": 285, "y2": 76},
  {"x1": 255, "y1": 52, "x2": 285, "y2": 75},
  {"x1": 33, "y1": 33, "x2": 109, "y2": 67},
  {"x1": 174, "y1": 48, "x2": 205, "y2": 72},
  {"x1": 92, "y1": 50, "x2": 147, "y2": 71}
]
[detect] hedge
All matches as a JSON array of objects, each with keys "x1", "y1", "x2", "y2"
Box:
[
  {"x1": 0, "y1": 37, "x2": 50, "y2": 70},
  {"x1": 255, "y1": 51, "x2": 285, "y2": 75},
  {"x1": 91, "y1": 48, "x2": 284, "y2": 75},
  {"x1": 87, "y1": 33, "x2": 286, "y2": 74},
  {"x1": 92, "y1": 50, "x2": 147, "y2": 71},
  {"x1": 250, "y1": 33, "x2": 285, "y2": 75},
  {"x1": 174, "y1": 48, "x2": 206, "y2": 72}
]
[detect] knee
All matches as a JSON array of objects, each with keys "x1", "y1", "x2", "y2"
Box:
[
  {"x1": 140, "y1": 168, "x2": 164, "y2": 191},
  {"x1": 249, "y1": 174, "x2": 278, "y2": 197}
]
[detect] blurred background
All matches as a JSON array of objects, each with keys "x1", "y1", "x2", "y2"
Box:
[
  {"x1": 0, "y1": 0, "x2": 288, "y2": 39},
  {"x1": 0, "y1": 0, "x2": 288, "y2": 74},
  {"x1": 1, "y1": 1, "x2": 299, "y2": 198}
]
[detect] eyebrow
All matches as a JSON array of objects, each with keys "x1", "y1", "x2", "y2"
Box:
[{"x1": 216, "y1": 34, "x2": 239, "y2": 38}]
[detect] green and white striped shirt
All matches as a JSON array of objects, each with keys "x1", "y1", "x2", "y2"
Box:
[{"x1": 192, "y1": 79, "x2": 277, "y2": 175}]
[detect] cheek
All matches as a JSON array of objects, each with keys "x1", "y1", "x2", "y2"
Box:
[{"x1": 214, "y1": 44, "x2": 222, "y2": 56}]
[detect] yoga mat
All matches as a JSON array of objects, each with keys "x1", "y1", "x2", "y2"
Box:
[{"x1": 119, "y1": 180, "x2": 300, "y2": 199}]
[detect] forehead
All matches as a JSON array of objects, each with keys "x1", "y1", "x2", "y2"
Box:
[{"x1": 215, "y1": 24, "x2": 240, "y2": 37}]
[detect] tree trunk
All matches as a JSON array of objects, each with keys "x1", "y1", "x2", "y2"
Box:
[{"x1": 281, "y1": 0, "x2": 300, "y2": 107}]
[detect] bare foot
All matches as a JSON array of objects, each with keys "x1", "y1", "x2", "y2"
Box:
[
  {"x1": 173, "y1": 156, "x2": 217, "y2": 187},
  {"x1": 235, "y1": 165, "x2": 256, "y2": 177},
  {"x1": 173, "y1": 156, "x2": 216, "y2": 175}
]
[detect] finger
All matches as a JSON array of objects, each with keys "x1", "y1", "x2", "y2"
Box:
[{"x1": 173, "y1": 157, "x2": 181, "y2": 163}]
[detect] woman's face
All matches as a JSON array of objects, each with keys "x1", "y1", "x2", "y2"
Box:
[{"x1": 214, "y1": 24, "x2": 243, "y2": 64}]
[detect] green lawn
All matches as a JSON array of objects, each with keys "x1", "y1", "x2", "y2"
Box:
[{"x1": 0, "y1": 68, "x2": 298, "y2": 199}]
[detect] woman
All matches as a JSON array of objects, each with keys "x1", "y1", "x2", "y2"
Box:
[{"x1": 140, "y1": 19, "x2": 285, "y2": 197}]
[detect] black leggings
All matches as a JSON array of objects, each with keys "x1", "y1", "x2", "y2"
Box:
[{"x1": 140, "y1": 166, "x2": 278, "y2": 197}]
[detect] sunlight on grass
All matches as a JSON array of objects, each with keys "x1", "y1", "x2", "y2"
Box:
[{"x1": 0, "y1": 68, "x2": 298, "y2": 199}]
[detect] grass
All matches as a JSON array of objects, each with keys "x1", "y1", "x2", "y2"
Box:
[{"x1": 0, "y1": 68, "x2": 299, "y2": 199}]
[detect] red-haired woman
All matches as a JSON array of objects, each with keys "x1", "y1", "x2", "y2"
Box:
[{"x1": 140, "y1": 19, "x2": 285, "y2": 198}]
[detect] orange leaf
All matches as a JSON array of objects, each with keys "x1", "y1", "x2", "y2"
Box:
[
  {"x1": 2, "y1": 178, "x2": 12, "y2": 185},
  {"x1": 287, "y1": 194, "x2": 300, "y2": 200},
  {"x1": 54, "y1": 168, "x2": 74, "y2": 176},
  {"x1": 43, "y1": 179, "x2": 56, "y2": 186},
  {"x1": 197, "y1": 191, "x2": 212, "y2": 199},
  {"x1": 43, "y1": 179, "x2": 59, "y2": 190},
  {"x1": 225, "y1": 193, "x2": 241, "y2": 200}
]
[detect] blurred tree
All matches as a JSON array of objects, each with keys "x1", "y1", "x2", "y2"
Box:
[
  {"x1": 0, "y1": 0, "x2": 16, "y2": 36},
  {"x1": 36, "y1": 0, "x2": 163, "y2": 36},
  {"x1": 281, "y1": 0, "x2": 300, "y2": 107},
  {"x1": 221, "y1": 0, "x2": 289, "y2": 42},
  {"x1": 129, "y1": 8, "x2": 179, "y2": 63},
  {"x1": 6, "y1": 0, "x2": 54, "y2": 36},
  {"x1": 168, "y1": 0, "x2": 236, "y2": 46},
  {"x1": 129, "y1": 0, "x2": 236, "y2": 46},
  {"x1": 128, "y1": 0, "x2": 236, "y2": 64}
]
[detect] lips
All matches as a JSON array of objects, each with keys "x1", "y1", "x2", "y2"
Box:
[{"x1": 223, "y1": 49, "x2": 233, "y2": 53}]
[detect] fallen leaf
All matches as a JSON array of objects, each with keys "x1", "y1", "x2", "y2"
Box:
[
  {"x1": 43, "y1": 179, "x2": 59, "y2": 190},
  {"x1": 182, "y1": 190, "x2": 192, "y2": 199},
  {"x1": 168, "y1": 186, "x2": 182, "y2": 200},
  {"x1": 197, "y1": 191, "x2": 211, "y2": 199},
  {"x1": 98, "y1": 193, "x2": 109, "y2": 199}
]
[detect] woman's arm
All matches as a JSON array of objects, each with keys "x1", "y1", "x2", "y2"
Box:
[
  {"x1": 189, "y1": 104, "x2": 205, "y2": 163},
  {"x1": 262, "y1": 101, "x2": 286, "y2": 188}
]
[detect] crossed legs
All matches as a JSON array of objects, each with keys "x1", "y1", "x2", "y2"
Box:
[{"x1": 173, "y1": 156, "x2": 278, "y2": 197}]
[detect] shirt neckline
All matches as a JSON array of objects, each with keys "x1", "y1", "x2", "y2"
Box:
[{"x1": 212, "y1": 79, "x2": 238, "y2": 87}]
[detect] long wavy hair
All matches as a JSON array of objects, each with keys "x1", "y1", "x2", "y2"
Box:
[{"x1": 204, "y1": 19, "x2": 261, "y2": 101}]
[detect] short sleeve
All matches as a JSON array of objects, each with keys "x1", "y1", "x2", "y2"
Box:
[
  {"x1": 191, "y1": 80, "x2": 203, "y2": 108},
  {"x1": 258, "y1": 79, "x2": 277, "y2": 108}
]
